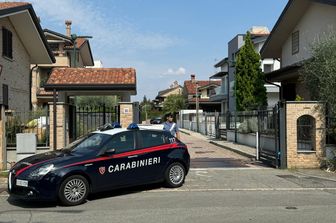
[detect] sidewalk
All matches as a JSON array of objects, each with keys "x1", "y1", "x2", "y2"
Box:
[{"x1": 180, "y1": 128, "x2": 256, "y2": 159}]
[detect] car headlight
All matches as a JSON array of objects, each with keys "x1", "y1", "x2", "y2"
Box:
[{"x1": 28, "y1": 164, "x2": 55, "y2": 179}]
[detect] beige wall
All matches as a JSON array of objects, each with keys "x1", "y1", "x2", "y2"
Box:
[
  {"x1": 0, "y1": 17, "x2": 31, "y2": 112},
  {"x1": 49, "y1": 103, "x2": 69, "y2": 150},
  {"x1": 286, "y1": 102, "x2": 325, "y2": 168},
  {"x1": 119, "y1": 102, "x2": 133, "y2": 128},
  {"x1": 282, "y1": 2, "x2": 336, "y2": 67}
]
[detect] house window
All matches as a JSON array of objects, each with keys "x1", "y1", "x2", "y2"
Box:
[
  {"x1": 263, "y1": 64, "x2": 273, "y2": 73},
  {"x1": 2, "y1": 84, "x2": 8, "y2": 109},
  {"x1": 2, "y1": 27, "x2": 13, "y2": 59},
  {"x1": 292, "y1": 31, "x2": 299, "y2": 55},
  {"x1": 297, "y1": 115, "x2": 315, "y2": 151}
]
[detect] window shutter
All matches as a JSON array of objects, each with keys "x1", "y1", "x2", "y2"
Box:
[{"x1": 2, "y1": 84, "x2": 8, "y2": 108}]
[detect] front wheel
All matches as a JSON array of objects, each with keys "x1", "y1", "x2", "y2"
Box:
[
  {"x1": 58, "y1": 175, "x2": 89, "y2": 206},
  {"x1": 165, "y1": 162, "x2": 186, "y2": 188}
]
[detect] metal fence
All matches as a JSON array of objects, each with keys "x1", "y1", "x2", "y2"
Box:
[
  {"x1": 5, "y1": 109, "x2": 50, "y2": 147},
  {"x1": 227, "y1": 110, "x2": 276, "y2": 136},
  {"x1": 179, "y1": 109, "x2": 276, "y2": 139},
  {"x1": 179, "y1": 112, "x2": 226, "y2": 139},
  {"x1": 74, "y1": 106, "x2": 118, "y2": 139}
]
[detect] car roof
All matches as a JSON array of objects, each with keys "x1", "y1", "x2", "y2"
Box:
[{"x1": 93, "y1": 125, "x2": 165, "y2": 136}]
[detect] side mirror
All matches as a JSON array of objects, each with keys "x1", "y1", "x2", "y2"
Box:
[
  {"x1": 106, "y1": 148, "x2": 116, "y2": 155},
  {"x1": 99, "y1": 148, "x2": 116, "y2": 157}
]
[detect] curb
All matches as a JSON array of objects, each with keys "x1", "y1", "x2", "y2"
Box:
[
  {"x1": 180, "y1": 129, "x2": 191, "y2": 135},
  {"x1": 209, "y1": 140, "x2": 256, "y2": 159}
]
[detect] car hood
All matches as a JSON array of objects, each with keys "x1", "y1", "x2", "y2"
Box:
[{"x1": 11, "y1": 149, "x2": 95, "y2": 175}]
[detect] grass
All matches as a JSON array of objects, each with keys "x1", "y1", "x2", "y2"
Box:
[{"x1": 0, "y1": 171, "x2": 8, "y2": 178}]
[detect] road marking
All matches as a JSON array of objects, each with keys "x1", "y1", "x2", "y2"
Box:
[
  {"x1": 190, "y1": 167, "x2": 269, "y2": 171},
  {"x1": 144, "y1": 187, "x2": 336, "y2": 193},
  {"x1": 195, "y1": 170, "x2": 208, "y2": 177}
]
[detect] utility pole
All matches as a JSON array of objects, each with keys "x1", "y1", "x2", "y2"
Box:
[{"x1": 196, "y1": 82, "x2": 199, "y2": 132}]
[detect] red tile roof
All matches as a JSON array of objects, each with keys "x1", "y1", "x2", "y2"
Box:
[
  {"x1": 0, "y1": 2, "x2": 30, "y2": 9},
  {"x1": 46, "y1": 68, "x2": 136, "y2": 85},
  {"x1": 184, "y1": 80, "x2": 221, "y2": 95},
  {"x1": 65, "y1": 38, "x2": 87, "y2": 49}
]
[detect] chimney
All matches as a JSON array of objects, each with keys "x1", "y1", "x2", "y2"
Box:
[
  {"x1": 191, "y1": 74, "x2": 196, "y2": 83},
  {"x1": 37, "y1": 16, "x2": 41, "y2": 23},
  {"x1": 65, "y1": 20, "x2": 72, "y2": 37}
]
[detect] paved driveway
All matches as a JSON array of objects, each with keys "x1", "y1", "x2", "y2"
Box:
[{"x1": 180, "y1": 131, "x2": 264, "y2": 169}]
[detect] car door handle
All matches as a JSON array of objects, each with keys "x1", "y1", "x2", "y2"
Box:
[{"x1": 128, "y1": 155, "x2": 138, "y2": 158}]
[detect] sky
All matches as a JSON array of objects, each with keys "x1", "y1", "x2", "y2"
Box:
[{"x1": 20, "y1": 0, "x2": 287, "y2": 101}]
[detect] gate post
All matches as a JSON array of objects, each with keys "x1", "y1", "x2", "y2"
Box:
[{"x1": 0, "y1": 106, "x2": 6, "y2": 170}]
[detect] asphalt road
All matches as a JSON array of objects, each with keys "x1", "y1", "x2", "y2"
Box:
[{"x1": 1, "y1": 168, "x2": 336, "y2": 223}]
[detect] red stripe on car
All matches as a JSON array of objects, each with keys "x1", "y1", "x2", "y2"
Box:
[
  {"x1": 63, "y1": 143, "x2": 180, "y2": 168},
  {"x1": 15, "y1": 159, "x2": 54, "y2": 177}
]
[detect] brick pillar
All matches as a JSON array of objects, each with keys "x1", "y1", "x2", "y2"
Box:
[
  {"x1": 49, "y1": 102, "x2": 69, "y2": 150},
  {"x1": 0, "y1": 106, "x2": 6, "y2": 170},
  {"x1": 119, "y1": 102, "x2": 134, "y2": 128},
  {"x1": 286, "y1": 102, "x2": 325, "y2": 168}
]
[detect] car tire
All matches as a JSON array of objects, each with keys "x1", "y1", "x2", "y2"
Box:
[
  {"x1": 164, "y1": 162, "x2": 186, "y2": 188},
  {"x1": 58, "y1": 175, "x2": 89, "y2": 206}
]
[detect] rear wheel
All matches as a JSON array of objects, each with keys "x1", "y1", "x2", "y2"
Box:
[
  {"x1": 58, "y1": 175, "x2": 89, "y2": 206},
  {"x1": 165, "y1": 162, "x2": 186, "y2": 188}
]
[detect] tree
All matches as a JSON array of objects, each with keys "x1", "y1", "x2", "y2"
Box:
[
  {"x1": 162, "y1": 94, "x2": 186, "y2": 114},
  {"x1": 235, "y1": 31, "x2": 267, "y2": 111},
  {"x1": 75, "y1": 96, "x2": 119, "y2": 108},
  {"x1": 301, "y1": 33, "x2": 336, "y2": 115}
]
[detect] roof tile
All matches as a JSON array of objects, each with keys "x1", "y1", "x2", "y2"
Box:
[
  {"x1": 0, "y1": 2, "x2": 30, "y2": 9},
  {"x1": 184, "y1": 80, "x2": 221, "y2": 95},
  {"x1": 47, "y1": 68, "x2": 136, "y2": 85}
]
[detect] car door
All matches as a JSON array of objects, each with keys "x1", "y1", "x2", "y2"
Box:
[
  {"x1": 133, "y1": 130, "x2": 171, "y2": 182},
  {"x1": 87, "y1": 131, "x2": 137, "y2": 191}
]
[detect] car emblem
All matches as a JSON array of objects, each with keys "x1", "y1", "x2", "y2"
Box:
[{"x1": 99, "y1": 167, "x2": 106, "y2": 175}]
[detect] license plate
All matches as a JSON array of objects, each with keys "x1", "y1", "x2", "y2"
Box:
[{"x1": 16, "y1": 179, "x2": 28, "y2": 187}]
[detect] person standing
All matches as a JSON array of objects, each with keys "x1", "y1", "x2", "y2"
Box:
[{"x1": 163, "y1": 113, "x2": 180, "y2": 140}]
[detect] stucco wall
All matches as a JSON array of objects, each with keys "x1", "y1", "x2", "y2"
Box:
[
  {"x1": 282, "y1": 2, "x2": 336, "y2": 67},
  {"x1": 0, "y1": 17, "x2": 31, "y2": 112}
]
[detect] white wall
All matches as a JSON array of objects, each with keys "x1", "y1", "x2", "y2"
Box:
[{"x1": 282, "y1": 2, "x2": 336, "y2": 67}]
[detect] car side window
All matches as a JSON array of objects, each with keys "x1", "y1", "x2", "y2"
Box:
[
  {"x1": 138, "y1": 131, "x2": 166, "y2": 149},
  {"x1": 104, "y1": 131, "x2": 135, "y2": 154}
]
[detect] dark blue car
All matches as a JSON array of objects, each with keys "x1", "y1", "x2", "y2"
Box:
[{"x1": 8, "y1": 124, "x2": 190, "y2": 206}]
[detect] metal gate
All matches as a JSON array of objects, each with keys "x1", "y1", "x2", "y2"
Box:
[
  {"x1": 258, "y1": 103, "x2": 283, "y2": 168},
  {"x1": 73, "y1": 105, "x2": 119, "y2": 139},
  {"x1": 5, "y1": 109, "x2": 50, "y2": 147}
]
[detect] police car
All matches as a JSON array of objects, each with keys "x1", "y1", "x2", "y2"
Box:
[{"x1": 8, "y1": 123, "x2": 190, "y2": 206}]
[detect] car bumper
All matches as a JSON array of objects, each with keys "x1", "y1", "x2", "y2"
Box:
[{"x1": 8, "y1": 176, "x2": 59, "y2": 201}]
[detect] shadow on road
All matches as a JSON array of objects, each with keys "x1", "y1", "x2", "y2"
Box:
[{"x1": 6, "y1": 183, "x2": 164, "y2": 208}]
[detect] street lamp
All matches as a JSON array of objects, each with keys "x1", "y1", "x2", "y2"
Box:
[{"x1": 70, "y1": 34, "x2": 92, "y2": 68}]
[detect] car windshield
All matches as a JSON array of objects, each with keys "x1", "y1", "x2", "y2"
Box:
[{"x1": 64, "y1": 133, "x2": 112, "y2": 153}]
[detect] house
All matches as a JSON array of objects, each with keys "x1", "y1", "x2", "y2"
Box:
[
  {"x1": 153, "y1": 81, "x2": 183, "y2": 110},
  {"x1": 0, "y1": 2, "x2": 55, "y2": 169},
  {"x1": 210, "y1": 26, "x2": 280, "y2": 113},
  {"x1": 31, "y1": 20, "x2": 94, "y2": 109},
  {"x1": 259, "y1": 0, "x2": 336, "y2": 168},
  {"x1": 183, "y1": 74, "x2": 221, "y2": 112},
  {"x1": 261, "y1": 0, "x2": 336, "y2": 101},
  {"x1": 0, "y1": 2, "x2": 55, "y2": 113}
]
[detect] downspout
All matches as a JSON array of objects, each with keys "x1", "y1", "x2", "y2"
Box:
[{"x1": 30, "y1": 64, "x2": 38, "y2": 110}]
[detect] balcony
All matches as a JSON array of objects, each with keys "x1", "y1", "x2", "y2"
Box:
[{"x1": 209, "y1": 86, "x2": 227, "y2": 102}]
